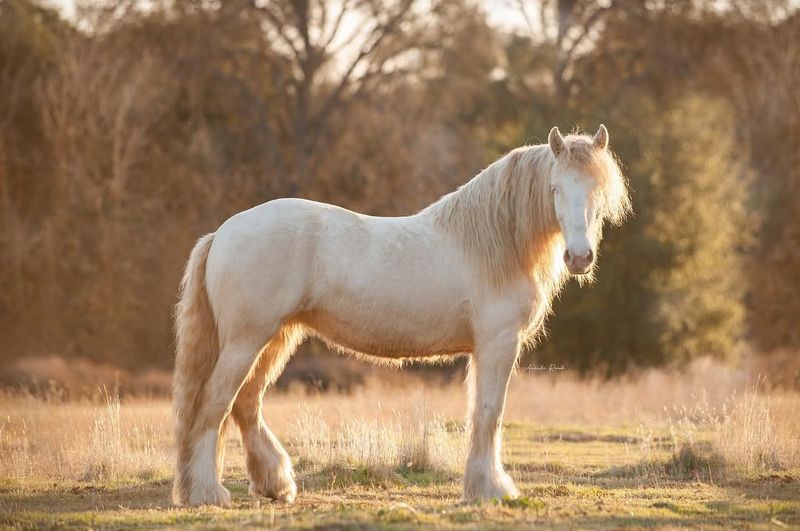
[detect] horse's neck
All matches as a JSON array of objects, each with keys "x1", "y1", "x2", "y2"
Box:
[{"x1": 426, "y1": 148, "x2": 563, "y2": 288}]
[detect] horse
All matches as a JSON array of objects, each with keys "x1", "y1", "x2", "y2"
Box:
[{"x1": 171, "y1": 125, "x2": 631, "y2": 506}]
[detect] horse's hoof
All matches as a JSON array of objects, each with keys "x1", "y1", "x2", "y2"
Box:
[
  {"x1": 463, "y1": 470, "x2": 519, "y2": 502},
  {"x1": 249, "y1": 475, "x2": 297, "y2": 504},
  {"x1": 464, "y1": 488, "x2": 519, "y2": 503},
  {"x1": 187, "y1": 482, "x2": 232, "y2": 507},
  {"x1": 464, "y1": 489, "x2": 518, "y2": 503},
  {"x1": 276, "y1": 487, "x2": 296, "y2": 504}
]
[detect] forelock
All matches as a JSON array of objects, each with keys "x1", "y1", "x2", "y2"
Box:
[{"x1": 562, "y1": 134, "x2": 631, "y2": 224}]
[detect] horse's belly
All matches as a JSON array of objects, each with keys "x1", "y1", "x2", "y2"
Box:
[{"x1": 298, "y1": 302, "x2": 473, "y2": 358}]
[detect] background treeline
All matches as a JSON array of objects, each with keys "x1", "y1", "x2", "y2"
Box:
[{"x1": 0, "y1": 0, "x2": 798, "y2": 383}]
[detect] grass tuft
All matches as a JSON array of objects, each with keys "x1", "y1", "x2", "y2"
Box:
[
  {"x1": 667, "y1": 443, "x2": 726, "y2": 480},
  {"x1": 499, "y1": 495, "x2": 546, "y2": 510},
  {"x1": 289, "y1": 401, "x2": 466, "y2": 484}
]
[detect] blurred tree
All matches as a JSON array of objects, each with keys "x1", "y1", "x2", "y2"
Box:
[
  {"x1": 0, "y1": 0, "x2": 70, "y2": 362},
  {"x1": 514, "y1": 0, "x2": 623, "y2": 101},
  {"x1": 36, "y1": 33, "x2": 176, "y2": 364},
  {"x1": 537, "y1": 96, "x2": 749, "y2": 375},
  {"x1": 0, "y1": 0, "x2": 503, "y2": 371},
  {"x1": 708, "y1": 3, "x2": 800, "y2": 352},
  {"x1": 227, "y1": 0, "x2": 432, "y2": 193},
  {"x1": 502, "y1": 1, "x2": 752, "y2": 374},
  {"x1": 0, "y1": 0, "x2": 796, "y2": 383}
]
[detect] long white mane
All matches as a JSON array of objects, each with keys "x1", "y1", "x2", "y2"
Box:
[{"x1": 424, "y1": 135, "x2": 630, "y2": 337}]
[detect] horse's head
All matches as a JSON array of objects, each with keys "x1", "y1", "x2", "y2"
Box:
[{"x1": 547, "y1": 125, "x2": 630, "y2": 275}]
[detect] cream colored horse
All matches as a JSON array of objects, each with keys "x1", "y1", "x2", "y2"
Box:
[{"x1": 172, "y1": 125, "x2": 630, "y2": 506}]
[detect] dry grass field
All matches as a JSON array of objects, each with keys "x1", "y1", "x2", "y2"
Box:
[{"x1": 1, "y1": 361, "x2": 799, "y2": 529}]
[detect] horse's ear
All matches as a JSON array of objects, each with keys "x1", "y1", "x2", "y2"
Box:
[
  {"x1": 548, "y1": 126, "x2": 566, "y2": 157},
  {"x1": 593, "y1": 124, "x2": 609, "y2": 150}
]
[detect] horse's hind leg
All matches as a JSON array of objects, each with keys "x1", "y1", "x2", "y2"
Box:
[
  {"x1": 185, "y1": 334, "x2": 267, "y2": 506},
  {"x1": 231, "y1": 326, "x2": 302, "y2": 502}
]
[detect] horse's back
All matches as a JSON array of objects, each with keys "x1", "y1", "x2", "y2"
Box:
[{"x1": 205, "y1": 197, "x2": 400, "y2": 331}]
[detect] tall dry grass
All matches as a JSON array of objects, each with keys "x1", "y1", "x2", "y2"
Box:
[
  {"x1": 715, "y1": 386, "x2": 798, "y2": 472},
  {"x1": 1, "y1": 361, "x2": 798, "y2": 488},
  {"x1": 0, "y1": 390, "x2": 172, "y2": 484},
  {"x1": 715, "y1": 385, "x2": 778, "y2": 471},
  {"x1": 637, "y1": 381, "x2": 799, "y2": 479},
  {"x1": 290, "y1": 400, "x2": 466, "y2": 479}
]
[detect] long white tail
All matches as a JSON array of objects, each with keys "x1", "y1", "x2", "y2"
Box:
[{"x1": 172, "y1": 233, "x2": 218, "y2": 505}]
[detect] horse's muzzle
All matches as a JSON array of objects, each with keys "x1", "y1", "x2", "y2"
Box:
[{"x1": 564, "y1": 249, "x2": 594, "y2": 275}]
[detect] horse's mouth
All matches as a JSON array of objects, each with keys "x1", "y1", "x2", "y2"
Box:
[{"x1": 567, "y1": 265, "x2": 592, "y2": 275}]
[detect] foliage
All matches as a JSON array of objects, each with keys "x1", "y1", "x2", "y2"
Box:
[
  {"x1": 536, "y1": 95, "x2": 749, "y2": 374},
  {"x1": 0, "y1": 0, "x2": 797, "y2": 375}
]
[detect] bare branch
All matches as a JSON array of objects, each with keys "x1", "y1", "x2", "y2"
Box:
[
  {"x1": 323, "y1": 0, "x2": 356, "y2": 49},
  {"x1": 315, "y1": 1, "x2": 416, "y2": 131}
]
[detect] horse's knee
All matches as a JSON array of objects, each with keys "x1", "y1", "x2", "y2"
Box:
[
  {"x1": 200, "y1": 342, "x2": 265, "y2": 423},
  {"x1": 193, "y1": 394, "x2": 236, "y2": 433}
]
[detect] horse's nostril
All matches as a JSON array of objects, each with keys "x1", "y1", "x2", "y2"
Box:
[
  {"x1": 563, "y1": 250, "x2": 572, "y2": 263},
  {"x1": 586, "y1": 249, "x2": 594, "y2": 263}
]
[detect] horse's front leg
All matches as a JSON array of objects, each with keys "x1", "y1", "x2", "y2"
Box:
[{"x1": 464, "y1": 327, "x2": 521, "y2": 502}]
